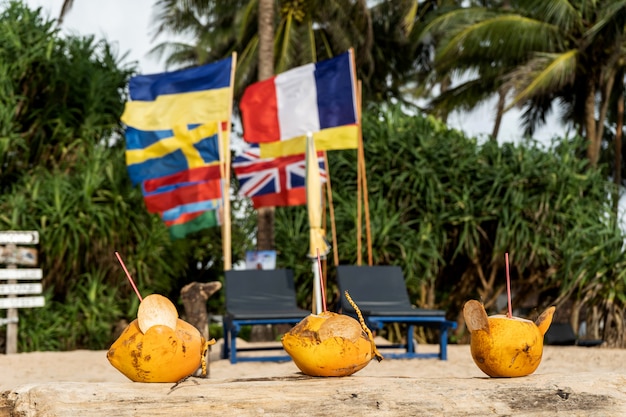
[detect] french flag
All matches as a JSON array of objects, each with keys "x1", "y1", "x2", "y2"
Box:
[{"x1": 240, "y1": 50, "x2": 357, "y2": 144}]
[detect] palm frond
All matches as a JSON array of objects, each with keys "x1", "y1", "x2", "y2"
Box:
[
  {"x1": 585, "y1": 0, "x2": 626, "y2": 44},
  {"x1": 429, "y1": 76, "x2": 499, "y2": 113},
  {"x1": 524, "y1": 0, "x2": 581, "y2": 31},
  {"x1": 505, "y1": 50, "x2": 578, "y2": 111},
  {"x1": 437, "y1": 15, "x2": 563, "y2": 66}
]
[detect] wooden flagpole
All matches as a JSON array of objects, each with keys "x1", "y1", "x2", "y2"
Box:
[
  {"x1": 356, "y1": 135, "x2": 363, "y2": 265},
  {"x1": 323, "y1": 152, "x2": 339, "y2": 266},
  {"x1": 356, "y1": 80, "x2": 373, "y2": 265},
  {"x1": 350, "y1": 49, "x2": 363, "y2": 266},
  {"x1": 222, "y1": 52, "x2": 237, "y2": 271}
]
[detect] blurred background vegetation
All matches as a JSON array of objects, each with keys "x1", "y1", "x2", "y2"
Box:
[{"x1": 1, "y1": 0, "x2": 625, "y2": 351}]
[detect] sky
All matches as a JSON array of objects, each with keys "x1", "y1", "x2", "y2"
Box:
[
  {"x1": 26, "y1": 0, "x2": 164, "y2": 74},
  {"x1": 26, "y1": 0, "x2": 567, "y2": 145}
]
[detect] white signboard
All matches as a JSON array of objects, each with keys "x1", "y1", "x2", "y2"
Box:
[
  {"x1": 0, "y1": 283, "x2": 42, "y2": 295},
  {"x1": 0, "y1": 231, "x2": 39, "y2": 245},
  {"x1": 0, "y1": 296, "x2": 45, "y2": 309},
  {"x1": 0, "y1": 317, "x2": 18, "y2": 325},
  {"x1": 0, "y1": 268, "x2": 43, "y2": 280}
]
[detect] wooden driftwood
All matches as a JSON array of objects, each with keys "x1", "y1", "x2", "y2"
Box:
[
  {"x1": 2, "y1": 373, "x2": 625, "y2": 417},
  {"x1": 180, "y1": 281, "x2": 222, "y2": 377}
]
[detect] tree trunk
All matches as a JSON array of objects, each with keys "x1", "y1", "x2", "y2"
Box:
[
  {"x1": 570, "y1": 299, "x2": 581, "y2": 338},
  {"x1": 614, "y1": 83, "x2": 623, "y2": 216},
  {"x1": 596, "y1": 68, "x2": 616, "y2": 151},
  {"x1": 58, "y1": 0, "x2": 75, "y2": 24},
  {"x1": 252, "y1": 0, "x2": 277, "y2": 340},
  {"x1": 256, "y1": 0, "x2": 276, "y2": 251},
  {"x1": 256, "y1": 207, "x2": 275, "y2": 250},
  {"x1": 585, "y1": 81, "x2": 600, "y2": 166},
  {"x1": 491, "y1": 89, "x2": 506, "y2": 142},
  {"x1": 438, "y1": 76, "x2": 451, "y2": 124}
]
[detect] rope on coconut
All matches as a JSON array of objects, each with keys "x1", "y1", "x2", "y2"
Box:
[
  {"x1": 345, "y1": 290, "x2": 383, "y2": 362},
  {"x1": 201, "y1": 339, "x2": 217, "y2": 376}
]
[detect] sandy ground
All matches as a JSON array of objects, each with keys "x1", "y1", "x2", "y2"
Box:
[
  {"x1": 1, "y1": 339, "x2": 625, "y2": 388},
  {"x1": 1, "y1": 339, "x2": 625, "y2": 416}
]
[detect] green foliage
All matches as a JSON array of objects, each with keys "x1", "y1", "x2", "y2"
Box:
[
  {"x1": 0, "y1": 1, "x2": 254, "y2": 351},
  {"x1": 209, "y1": 322, "x2": 223, "y2": 341},
  {"x1": 273, "y1": 104, "x2": 626, "y2": 345},
  {"x1": 18, "y1": 271, "x2": 124, "y2": 351},
  {"x1": 0, "y1": 1, "x2": 134, "y2": 188}
]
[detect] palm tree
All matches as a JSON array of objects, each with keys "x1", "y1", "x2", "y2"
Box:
[
  {"x1": 256, "y1": 0, "x2": 276, "y2": 251},
  {"x1": 422, "y1": 0, "x2": 626, "y2": 166},
  {"x1": 148, "y1": 0, "x2": 376, "y2": 251},
  {"x1": 149, "y1": 1, "x2": 375, "y2": 92},
  {"x1": 148, "y1": 1, "x2": 459, "y2": 249}
]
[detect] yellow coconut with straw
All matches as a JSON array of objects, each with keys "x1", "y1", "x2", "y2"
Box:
[
  {"x1": 282, "y1": 291, "x2": 383, "y2": 377},
  {"x1": 463, "y1": 253, "x2": 555, "y2": 378},
  {"x1": 107, "y1": 253, "x2": 214, "y2": 383},
  {"x1": 107, "y1": 294, "x2": 214, "y2": 383},
  {"x1": 464, "y1": 300, "x2": 554, "y2": 377}
]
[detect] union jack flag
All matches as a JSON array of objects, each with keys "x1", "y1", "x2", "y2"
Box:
[{"x1": 233, "y1": 144, "x2": 326, "y2": 208}]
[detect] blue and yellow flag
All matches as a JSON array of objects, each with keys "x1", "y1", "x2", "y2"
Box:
[
  {"x1": 121, "y1": 56, "x2": 233, "y2": 238},
  {"x1": 125, "y1": 122, "x2": 221, "y2": 185},
  {"x1": 122, "y1": 57, "x2": 232, "y2": 131}
]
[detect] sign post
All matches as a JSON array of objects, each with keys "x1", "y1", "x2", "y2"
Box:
[{"x1": 0, "y1": 231, "x2": 43, "y2": 354}]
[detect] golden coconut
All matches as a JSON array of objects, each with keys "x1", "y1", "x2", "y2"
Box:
[
  {"x1": 107, "y1": 318, "x2": 207, "y2": 383},
  {"x1": 463, "y1": 299, "x2": 555, "y2": 378},
  {"x1": 282, "y1": 311, "x2": 381, "y2": 377}
]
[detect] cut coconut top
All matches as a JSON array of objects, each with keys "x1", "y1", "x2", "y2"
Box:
[{"x1": 137, "y1": 294, "x2": 178, "y2": 333}]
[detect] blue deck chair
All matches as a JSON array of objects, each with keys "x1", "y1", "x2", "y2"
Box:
[
  {"x1": 221, "y1": 269, "x2": 310, "y2": 364},
  {"x1": 337, "y1": 265, "x2": 457, "y2": 360}
]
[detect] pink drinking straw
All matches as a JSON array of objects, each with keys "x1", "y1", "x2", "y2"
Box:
[
  {"x1": 115, "y1": 251, "x2": 143, "y2": 302},
  {"x1": 505, "y1": 252, "x2": 512, "y2": 318},
  {"x1": 317, "y1": 249, "x2": 327, "y2": 312}
]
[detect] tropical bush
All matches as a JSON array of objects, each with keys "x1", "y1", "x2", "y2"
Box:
[
  {"x1": 0, "y1": 1, "x2": 253, "y2": 352},
  {"x1": 273, "y1": 104, "x2": 626, "y2": 347}
]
